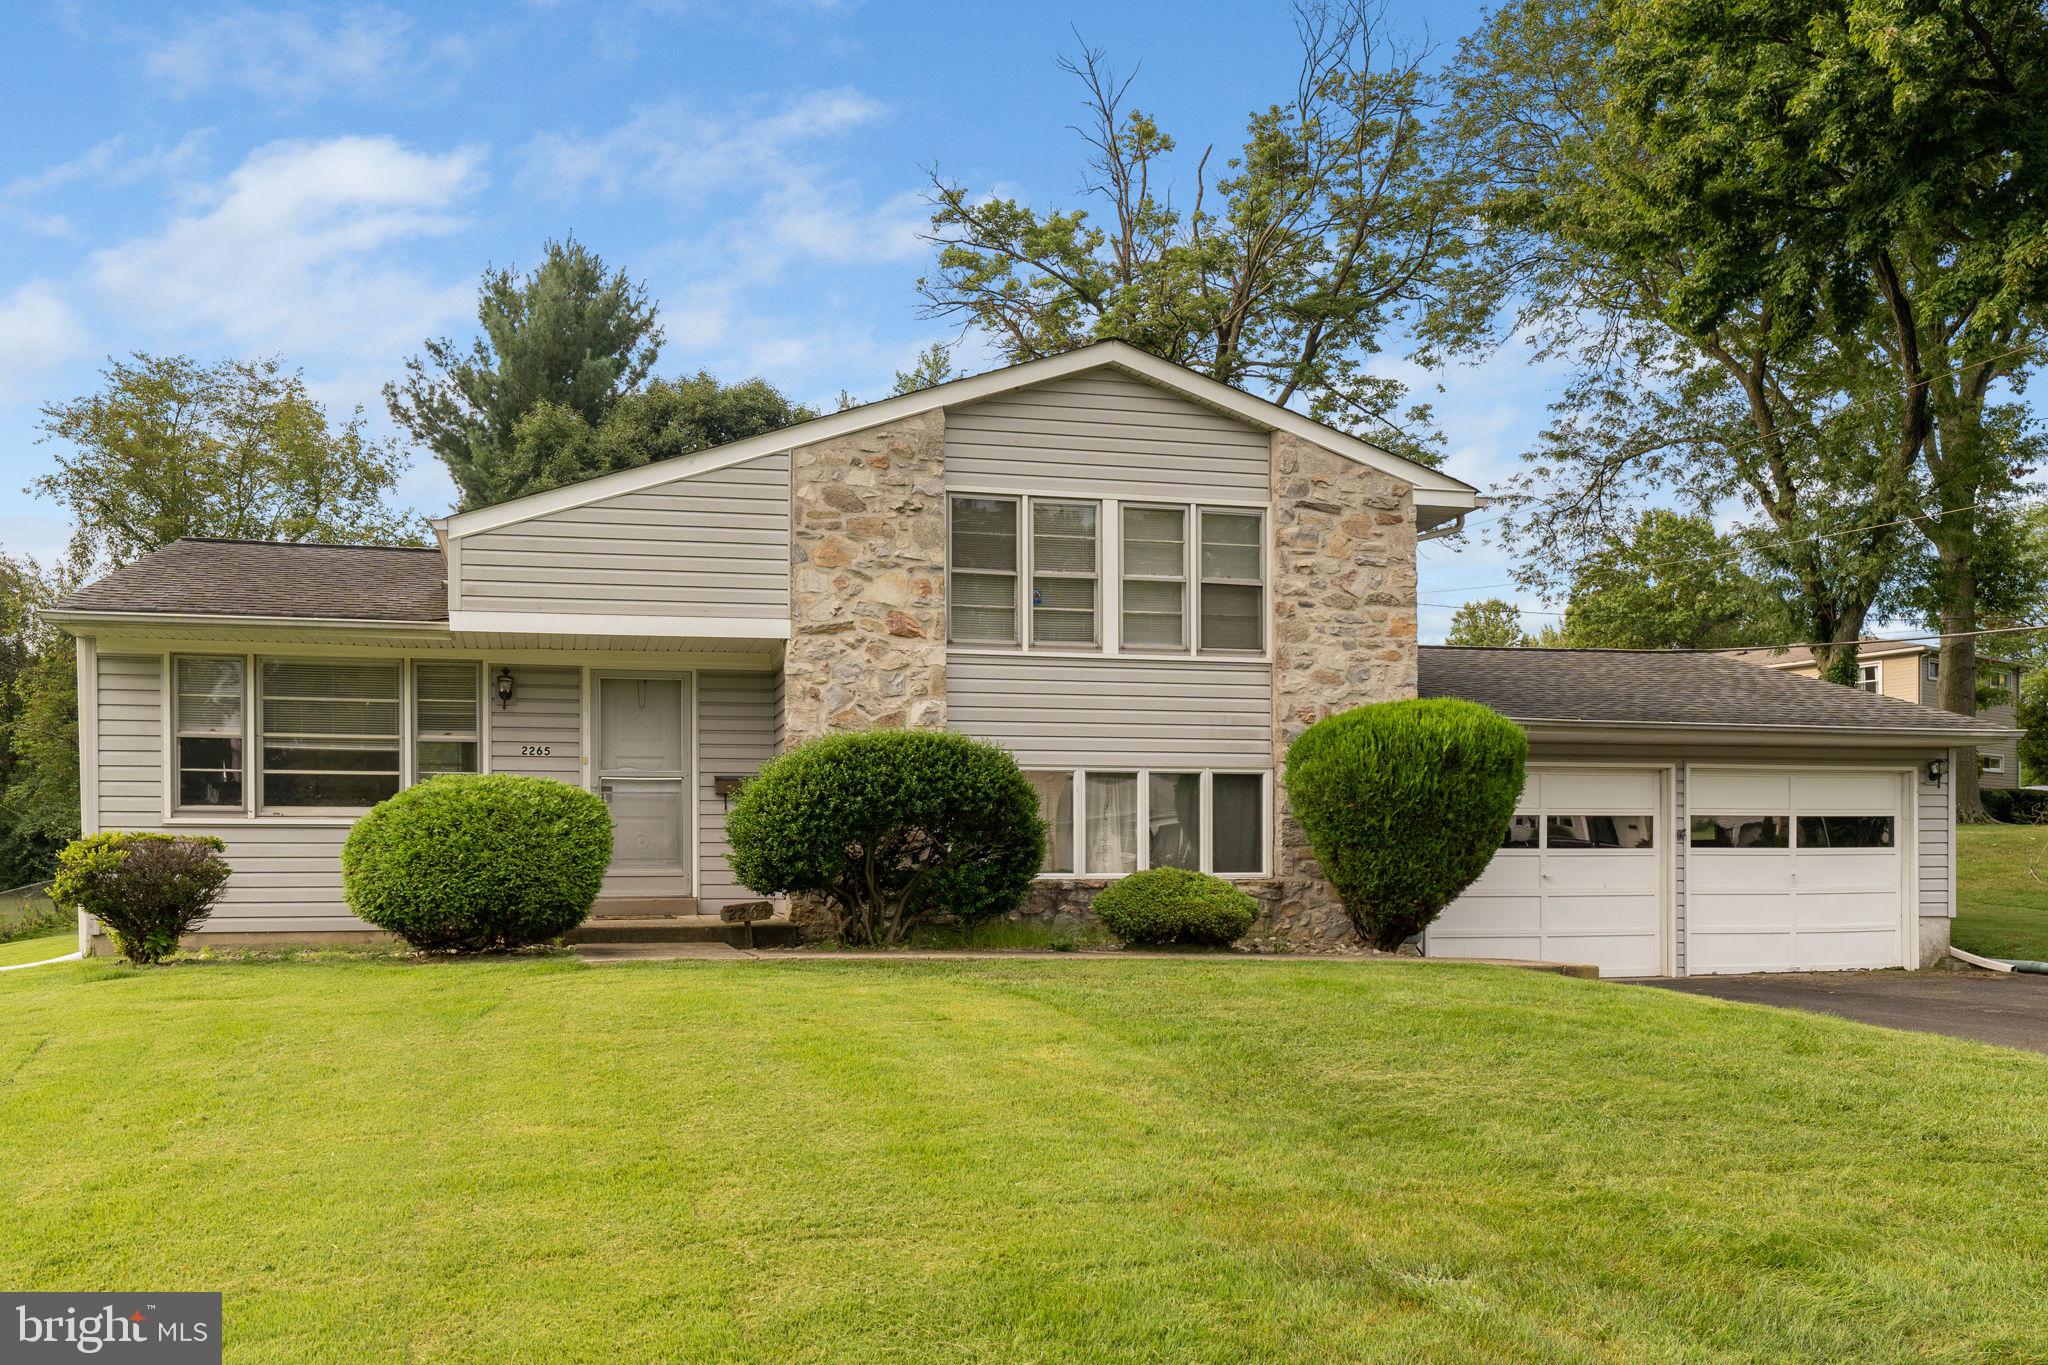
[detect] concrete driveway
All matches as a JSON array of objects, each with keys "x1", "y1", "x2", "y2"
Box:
[{"x1": 1639, "y1": 969, "x2": 2048, "y2": 1054}]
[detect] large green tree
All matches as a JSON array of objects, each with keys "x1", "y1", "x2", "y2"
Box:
[
  {"x1": 386, "y1": 238, "x2": 664, "y2": 510},
  {"x1": 918, "y1": 2, "x2": 1466, "y2": 459},
  {"x1": 504, "y1": 373, "x2": 815, "y2": 498},
  {"x1": 0, "y1": 554, "x2": 77, "y2": 885},
  {"x1": 1443, "y1": 598, "x2": 1528, "y2": 647},
  {"x1": 1556, "y1": 511, "x2": 1794, "y2": 650},
  {"x1": 1444, "y1": 0, "x2": 1922, "y2": 680},
  {"x1": 35, "y1": 354, "x2": 416, "y2": 567},
  {"x1": 1595, "y1": 0, "x2": 2048, "y2": 815}
]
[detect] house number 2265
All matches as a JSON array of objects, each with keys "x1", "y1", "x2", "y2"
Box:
[{"x1": 520, "y1": 744, "x2": 553, "y2": 757}]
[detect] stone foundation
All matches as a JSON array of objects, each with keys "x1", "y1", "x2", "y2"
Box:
[{"x1": 1007, "y1": 879, "x2": 1370, "y2": 953}]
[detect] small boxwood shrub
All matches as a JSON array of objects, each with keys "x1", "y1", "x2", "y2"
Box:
[
  {"x1": 342, "y1": 774, "x2": 611, "y2": 952},
  {"x1": 1093, "y1": 868, "x2": 1258, "y2": 947},
  {"x1": 52, "y1": 832, "x2": 230, "y2": 964},
  {"x1": 1285, "y1": 698, "x2": 1526, "y2": 950},
  {"x1": 725, "y1": 729, "x2": 1043, "y2": 946}
]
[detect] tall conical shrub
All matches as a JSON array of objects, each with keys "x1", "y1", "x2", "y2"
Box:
[{"x1": 1283, "y1": 699, "x2": 1526, "y2": 950}]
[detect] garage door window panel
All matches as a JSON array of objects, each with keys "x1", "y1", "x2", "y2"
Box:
[
  {"x1": 1795, "y1": 815, "x2": 1894, "y2": 849},
  {"x1": 1501, "y1": 814, "x2": 1539, "y2": 850},
  {"x1": 1544, "y1": 815, "x2": 1653, "y2": 850},
  {"x1": 1690, "y1": 815, "x2": 1790, "y2": 849}
]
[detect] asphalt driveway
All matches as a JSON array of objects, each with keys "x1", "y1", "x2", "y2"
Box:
[{"x1": 1639, "y1": 969, "x2": 2048, "y2": 1054}]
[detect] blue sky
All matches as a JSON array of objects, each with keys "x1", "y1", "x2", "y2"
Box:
[{"x1": 0, "y1": 0, "x2": 1557, "y2": 641}]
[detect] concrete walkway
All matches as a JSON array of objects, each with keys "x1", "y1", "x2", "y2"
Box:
[{"x1": 1639, "y1": 969, "x2": 2048, "y2": 1054}]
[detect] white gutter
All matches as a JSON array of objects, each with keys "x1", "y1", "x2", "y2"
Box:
[{"x1": 45, "y1": 610, "x2": 450, "y2": 631}]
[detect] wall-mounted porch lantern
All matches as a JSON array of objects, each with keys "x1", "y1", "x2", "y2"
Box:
[
  {"x1": 495, "y1": 668, "x2": 516, "y2": 710},
  {"x1": 1925, "y1": 757, "x2": 1948, "y2": 785}
]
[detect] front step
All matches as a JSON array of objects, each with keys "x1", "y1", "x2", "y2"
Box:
[
  {"x1": 566, "y1": 917, "x2": 801, "y2": 947},
  {"x1": 589, "y1": 897, "x2": 702, "y2": 922}
]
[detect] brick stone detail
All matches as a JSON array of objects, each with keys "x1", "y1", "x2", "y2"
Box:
[
  {"x1": 1266, "y1": 430, "x2": 1419, "y2": 947},
  {"x1": 784, "y1": 410, "x2": 948, "y2": 744}
]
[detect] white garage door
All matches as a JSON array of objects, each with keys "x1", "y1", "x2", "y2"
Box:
[
  {"x1": 1686, "y1": 769, "x2": 1908, "y2": 973},
  {"x1": 1428, "y1": 767, "x2": 1666, "y2": 978}
]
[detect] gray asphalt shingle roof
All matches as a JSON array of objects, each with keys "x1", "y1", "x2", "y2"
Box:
[
  {"x1": 51, "y1": 538, "x2": 448, "y2": 622},
  {"x1": 1419, "y1": 645, "x2": 2011, "y2": 736}
]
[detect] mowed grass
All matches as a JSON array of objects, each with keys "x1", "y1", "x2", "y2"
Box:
[
  {"x1": 1955, "y1": 823, "x2": 2048, "y2": 960},
  {"x1": 3, "y1": 957, "x2": 2048, "y2": 1362},
  {"x1": 0, "y1": 931, "x2": 73, "y2": 966}
]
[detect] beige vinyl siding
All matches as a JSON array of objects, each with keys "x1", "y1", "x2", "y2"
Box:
[
  {"x1": 944, "y1": 368, "x2": 1270, "y2": 501},
  {"x1": 489, "y1": 666, "x2": 583, "y2": 781},
  {"x1": 97, "y1": 653, "x2": 164, "y2": 829},
  {"x1": 454, "y1": 452, "x2": 790, "y2": 618},
  {"x1": 1884, "y1": 652, "x2": 1921, "y2": 703},
  {"x1": 947, "y1": 654, "x2": 1271, "y2": 769},
  {"x1": 696, "y1": 672, "x2": 778, "y2": 909},
  {"x1": 1920, "y1": 754, "x2": 1952, "y2": 920}
]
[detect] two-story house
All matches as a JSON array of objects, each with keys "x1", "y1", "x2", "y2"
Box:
[
  {"x1": 1724, "y1": 641, "x2": 2024, "y2": 786},
  {"x1": 49, "y1": 342, "x2": 2012, "y2": 976}
]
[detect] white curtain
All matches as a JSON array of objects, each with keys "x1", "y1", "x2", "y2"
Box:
[{"x1": 1086, "y1": 773, "x2": 1138, "y2": 875}]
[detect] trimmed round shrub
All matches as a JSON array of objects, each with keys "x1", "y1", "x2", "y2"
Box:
[
  {"x1": 52, "y1": 831, "x2": 230, "y2": 964},
  {"x1": 1284, "y1": 698, "x2": 1526, "y2": 951},
  {"x1": 1092, "y1": 868, "x2": 1258, "y2": 947},
  {"x1": 725, "y1": 729, "x2": 1043, "y2": 946},
  {"x1": 342, "y1": 774, "x2": 612, "y2": 952}
]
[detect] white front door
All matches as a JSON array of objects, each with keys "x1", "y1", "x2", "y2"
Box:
[
  {"x1": 1685, "y1": 769, "x2": 1907, "y2": 973},
  {"x1": 597, "y1": 675, "x2": 692, "y2": 896},
  {"x1": 1428, "y1": 767, "x2": 1667, "y2": 978}
]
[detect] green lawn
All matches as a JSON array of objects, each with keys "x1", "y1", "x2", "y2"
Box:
[
  {"x1": 0, "y1": 931, "x2": 73, "y2": 967},
  {"x1": 1956, "y1": 823, "x2": 2048, "y2": 960},
  {"x1": 2, "y1": 956, "x2": 2046, "y2": 1361}
]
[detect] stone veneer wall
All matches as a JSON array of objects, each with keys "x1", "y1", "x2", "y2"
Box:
[
  {"x1": 1261, "y1": 430, "x2": 1419, "y2": 948},
  {"x1": 784, "y1": 410, "x2": 948, "y2": 744}
]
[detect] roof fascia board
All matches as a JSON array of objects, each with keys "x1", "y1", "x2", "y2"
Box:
[
  {"x1": 1512, "y1": 718, "x2": 2017, "y2": 745},
  {"x1": 443, "y1": 341, "x2": 1481, "y2": 539},
  {"x1": 48, "y1": 609, "x2": 447, "y2": 632}
]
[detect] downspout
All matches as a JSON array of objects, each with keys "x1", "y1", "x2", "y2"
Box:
[
  {"x1": 1950, "y1": 946, "x2": 2048, "y2": 975},
  {"x1": 1417, "y1": 512, "x2": 1469, "y2": 543}
]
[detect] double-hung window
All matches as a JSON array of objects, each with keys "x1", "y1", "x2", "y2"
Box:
[
  {"x1": 1121, "y1": 505, "x2": 1188, "y2": 649},
  {"x1": 949, "y1": 495, "x2": 1021, "y2": 644},
  {"x1": 1030, "y1": 500, "x2": 1100, "y2": 645},
  {"x1": 173, "y1": 656, "x2": 245, "y2": 810},
  {"x1": 1857, "y1": 663, "x2": 1880, "y2": 693},
  {"x1": 414, "y1": 663, "x2": 482, "y2": 778},
  {"x1": 258, "y1": 659, "x2": 402, "y2": 811},
  {"x1": 1199, "y1": 510, "x2": 1265, "y2": 652}
]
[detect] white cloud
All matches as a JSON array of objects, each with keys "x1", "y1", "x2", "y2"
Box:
[
  {"x1": 145, "y1": 5, "x2": 438, "y2": 103},
  {"x1": 0, "y1": 283, "x2": 90, "y2": 403},
  {"x1": 520, "y1": 91, "x2": 925, "y2": 279},
  {"x1": 1, "y1": 134, "x2": 212, "y2": 237},
  {"x1": 89, "y1": 135, "x2": 485, "y2": 364}
]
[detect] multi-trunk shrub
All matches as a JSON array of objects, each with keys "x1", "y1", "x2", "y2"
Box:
[
  {"x1": 725, "y1": 729, "x2": 1044, "y2": 946},
  {"x1": 1092, "y1": 868, "x2": 1259, "y2": 947},
  {"x1": 52, "y1": 832, "x2": 231, "y2": 965},
  {"x1": 1284, "y1": 699, "x2": 1526, "y2": 950},
  {"x1": 342, "y1": 774, "x2": 611, "y2": 952}
]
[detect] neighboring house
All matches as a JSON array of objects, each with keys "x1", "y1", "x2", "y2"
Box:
[
  {"x1": 47, "y1": 342, "x2": 2014, "y2": 976},
  {"x1": 1724, "y1": 640, "x2": 2023, "y2": 787}
]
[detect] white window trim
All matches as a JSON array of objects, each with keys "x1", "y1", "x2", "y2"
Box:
[
  {"x1": 1858, "y1": 662, "x2": 1881, "y2": 693},
  {"x1": 1031, "y1": 766, "x2": 1270, "y2": 881},
  {"x1": 948, "y1": 485, "x2": 1273, "y2": 661},
  {"x1": 169, "y1": 654, "x2": 248, "y2": 817},
  {"x1": 1980, "y1": 751, "x2": 2007, "y2": 774},
  {"x1": 413, "y1": 660, "x2": 484, "y2": 779},
  {"x1": 946, "y1": 493, "x2": 1024, "y2": 647},
  {"x1": 1925, "y1": 656, "x2": 1940, "y2": 680},
  {"x1": 1028, "y1": 498, "x2": 1104, "y2": 649},
  {"x1": 1196, "y1": 507, "x2": 1268, "y2": 657}
]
